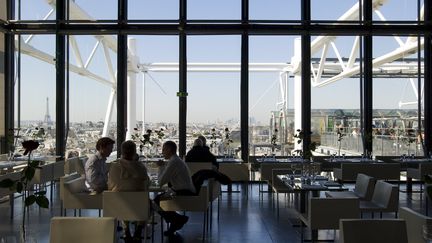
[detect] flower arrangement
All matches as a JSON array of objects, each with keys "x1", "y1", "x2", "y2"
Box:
[
  {"x1": 131, "y1": 128, "x2": 165, "y2": 157},
  {"x1": 271, "y1": 128, "x2": 278, "y2": 154},
  {"x1": 0, "y1": 140, "x2": 49, "y2": 240},
  {"x1": 337, "y1": 127, "x2": 345, "y2": 156},
  {"x1": 293, "y1": 129, "x2": 317, "y2": 160},
  {"x1": 224, "y1": 128, "x2": 234, "y2": 156}
]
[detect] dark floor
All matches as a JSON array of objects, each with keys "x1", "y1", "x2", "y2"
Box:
[{"x1": 0, "y1": 182, "x2": 429, "y2": 243}]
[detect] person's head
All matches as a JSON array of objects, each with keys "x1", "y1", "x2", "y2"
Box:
[
  {"x1": 162, "y1": 141, "x2": 177, "y2": 159},
  {"x1": 121, "y1": 140, "x2": 137, "y2": 160},
  {"x1": 198, "y1": 135, "x2": 207, "y2": 146},
  {"x1": 96, "y1": 137, "x2": 115, "y2": 158},
  {"x1": 193, "y1": 138, "x2": 203, "y2": 147}
]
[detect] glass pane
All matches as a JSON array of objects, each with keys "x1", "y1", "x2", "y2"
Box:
[
  {"x1": 68, "y1": 0, "x2": 117, "y2": 21},
  {"x1": 249, "y1": 36, "x2": 297, "y2": 157},
  {"x1": 17, "y1": 0, "x2": 55, "y2": 21},
  {"x1": 311, "y1": 35, "x2": 362, "y2": 156},
  {"x1": 250, "y1": 0, "x2": 300, "y2": 20},
  {"x1": 67, "y1": 35, "x2": 117, "y2": 157},
  {"x1": 188, "y1": 0, "x2": 240, "y2": 20},
  {"x1": 128, "y1": 0, "x2": 179, "y2": 20},
  {"x1": 187, "y1": 36, "x2": 240, "y2": 157},
  {"x1": 15, "y1": 35, "x2": 56, "y2": 157},
  {"x1": 128, "y1": 36, "x2": 179, "y2": 157},
  {"x1": 311, "y1": 0, "x2": 359, "y2": 21},
  {"x1": 373, "y1": 36, "x2": 423, "y2": 156},
  {"x1": 373, "y1": 0, "x2": 421, "y2": 21}
]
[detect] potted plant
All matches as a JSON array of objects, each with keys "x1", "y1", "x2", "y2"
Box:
[
  {"x1": 293, "y1": 129, "x2": 317, "y2": 160},
  {"x1": 0, "y1": 140, "x2": 49, "y2": 241}
]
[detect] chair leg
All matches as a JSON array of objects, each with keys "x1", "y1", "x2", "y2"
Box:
[{"x1": 202, "y1": 211, "x2": 206, "y2": 240}]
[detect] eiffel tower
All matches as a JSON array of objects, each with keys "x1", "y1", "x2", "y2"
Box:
[{"x1": 44, "y1": 97, "x2": 53, "y2": 126}]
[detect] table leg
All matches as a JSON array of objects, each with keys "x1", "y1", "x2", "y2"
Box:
[{"x1": 407, "y1": 177, "x2": 412, "y2": 193}]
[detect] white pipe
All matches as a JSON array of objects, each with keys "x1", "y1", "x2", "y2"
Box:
[
  {"x1": 102, "y1": 87, "x2": 116, "y2": 137},
  {"x1": 293, "y1": 38, "x2": 302, "y2": 152},
  {"x1": 126, "y1": 38, "x2": 139, "y2": 140}
]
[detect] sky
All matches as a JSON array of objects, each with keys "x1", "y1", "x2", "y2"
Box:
[{"x1": 14, "y1": 0, "x2": 423, "y2": 124}]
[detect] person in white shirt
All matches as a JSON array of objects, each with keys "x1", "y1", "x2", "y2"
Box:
[
  {"x1": 84, "y1": 137, "x2": 115, "y2": 193},
  {"x1": 154, "y1": 141, "x2": 195, "y2": 236}
]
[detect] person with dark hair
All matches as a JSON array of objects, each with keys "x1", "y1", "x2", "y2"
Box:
[
  {"x1": 108, "y1": 140, "x2": 149, "y2": 242},
  {"x1": 84, "y1": 137, "x2": 115, "y2": 193},
  {"x1": 154, "y1": 140, "x2": 195, "y2": 236},
  {"x1": 186, "y1": 135, "x2": 218, "y2": 169}
]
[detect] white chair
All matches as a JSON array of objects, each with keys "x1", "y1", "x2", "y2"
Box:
[
  {"x1": 326, "y1": 173, "x2": 376, "y2": 201},
  {"x1": 399, "y1": 207, "x2": 432, "y2": 243},
  {"x1": 103, "y1": 191, "x2": 150, "y2": 221},
  {"x1": 186, "y1": 162, "x2": 213, "y2": 176},
  {"x1": 103, "y1": 191, "x2": 151, "y2": 241},
  {"x1": 339, "y1": 219, "x2": 408, "y2": 243},
  {"x1": 407, "y1": 163, "x2": 432, "y2": 191},
  {"x1": 62, "y1": 176, "x2": 102, "y2": 216},
  {"x1": 359, "y1": 180, "x2": 399, "y2": 218},
  {"x1": 160, "y1": 181, "x2": 210, "y2": 239},
  {"x1": 59, "y1": 173, "x2": 82, "y2": 216},
  {"x1": 299, "y1": 197, "x2": 359, "y2": 241},
  {"x1": 219, "y1": 163, "x2": 249, "y2": 198},
  {"x1": 49, "y1": 217, "x2": 116, "y2": 243},
  {"x1": 0, "y1": 171, "x2": 21, "y2": 219}
]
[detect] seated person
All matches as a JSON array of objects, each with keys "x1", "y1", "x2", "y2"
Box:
[
  {"x1": 84, "y1": 137, "x2": 115, "y2": 193},
  {"x1": 108, "y1": 140, "x2": 149, "y2": 241},
  {"x1": 154, "y1": 141, "x2": 196, "y2": 236},
  {"x1": 185, "y1": 136, "x2": 218, "y2": 169}
]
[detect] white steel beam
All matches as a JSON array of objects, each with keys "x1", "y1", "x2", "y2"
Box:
[{"x1": 18, "y1": 38, "x2": 113, "y2": 86}]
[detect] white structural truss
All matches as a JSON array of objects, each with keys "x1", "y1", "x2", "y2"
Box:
[{"x1": 16, "y1": 0, "x2": 425, "y2": 140}]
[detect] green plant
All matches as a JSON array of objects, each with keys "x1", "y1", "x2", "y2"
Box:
[
  {"x1": 210, "y1": 128, "x2": 217, "y2": 149},
  {"x1": 0, "y1": 140, "x2": 49, "y2": 240},
  {"x1": 293, "y1": 129, "x2": 317, "y2": 160}
]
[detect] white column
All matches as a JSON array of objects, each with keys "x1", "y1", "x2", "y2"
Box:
[
  {"x1": 102, "y1": 87, "x2": 116, "y2": 137},
  {"x1": 126, "y1": 38, "x2": 139, "y2": 140},
  {"x1": 292, "y1": 38, "x2": 302, "y2": 152}
]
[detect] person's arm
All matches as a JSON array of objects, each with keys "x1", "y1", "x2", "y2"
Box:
[{"x1": 158, "y1": 160, "x2": 177, "y2": 187}]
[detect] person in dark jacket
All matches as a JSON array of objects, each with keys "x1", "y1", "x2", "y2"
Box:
[{"x1": 185, "y1": 138, "x2": 218, "y2": 169}]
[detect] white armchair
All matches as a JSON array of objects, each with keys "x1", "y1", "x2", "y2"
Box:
[
  {"x1": 49, "y1": 217, "x2": 116, "y2": 243},
  {"x1": 339, "y1": 219, "x2": 408, "y2": 243},
  {"x1": 399, "y1": 207, "x2": 432, "y2": 243}
]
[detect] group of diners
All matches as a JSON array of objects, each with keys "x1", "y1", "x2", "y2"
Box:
[{"x1": 84, "y1": 135, "x2": 218, "y2": 242}]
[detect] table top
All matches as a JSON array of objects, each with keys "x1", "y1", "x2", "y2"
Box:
[
  {"x1": 277, "y1": 174, "x2": 347, "y2": 191},
  {"x1": 323, "y1": 158, "x2": 382, "y2": 163},
  {"x1": 391, "y1": 158, "x2": 432, "y2": 163},
  {"x1": 257, "y1": 157, "x2": 310, "y2": 163},
  {"x1": 217, "y1": 158, "x2": 243, "y2": 163}
]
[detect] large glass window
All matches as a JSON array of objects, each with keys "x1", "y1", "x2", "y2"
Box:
[
  {"x1": 310, "y1": 35, "x2": 362, "y2": 156},
  {"x1": 187, "y1": 36, "x2": 240, "y2": 157},
  {"x1": 128, "y1": 36, "x2": 179, "y2": 157},
  {"x1": 373, "y1": 36, "x2": 424, "y2": 156},
  {"x1": 67, "y1": 35, "x2": 117, "y2": 157},
  {"x1": 249, "y1": 36, "x2": 297, "y2": 157},
  {"x1": 15, "y1": 35, "x2": 56, "y2": 157}
]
